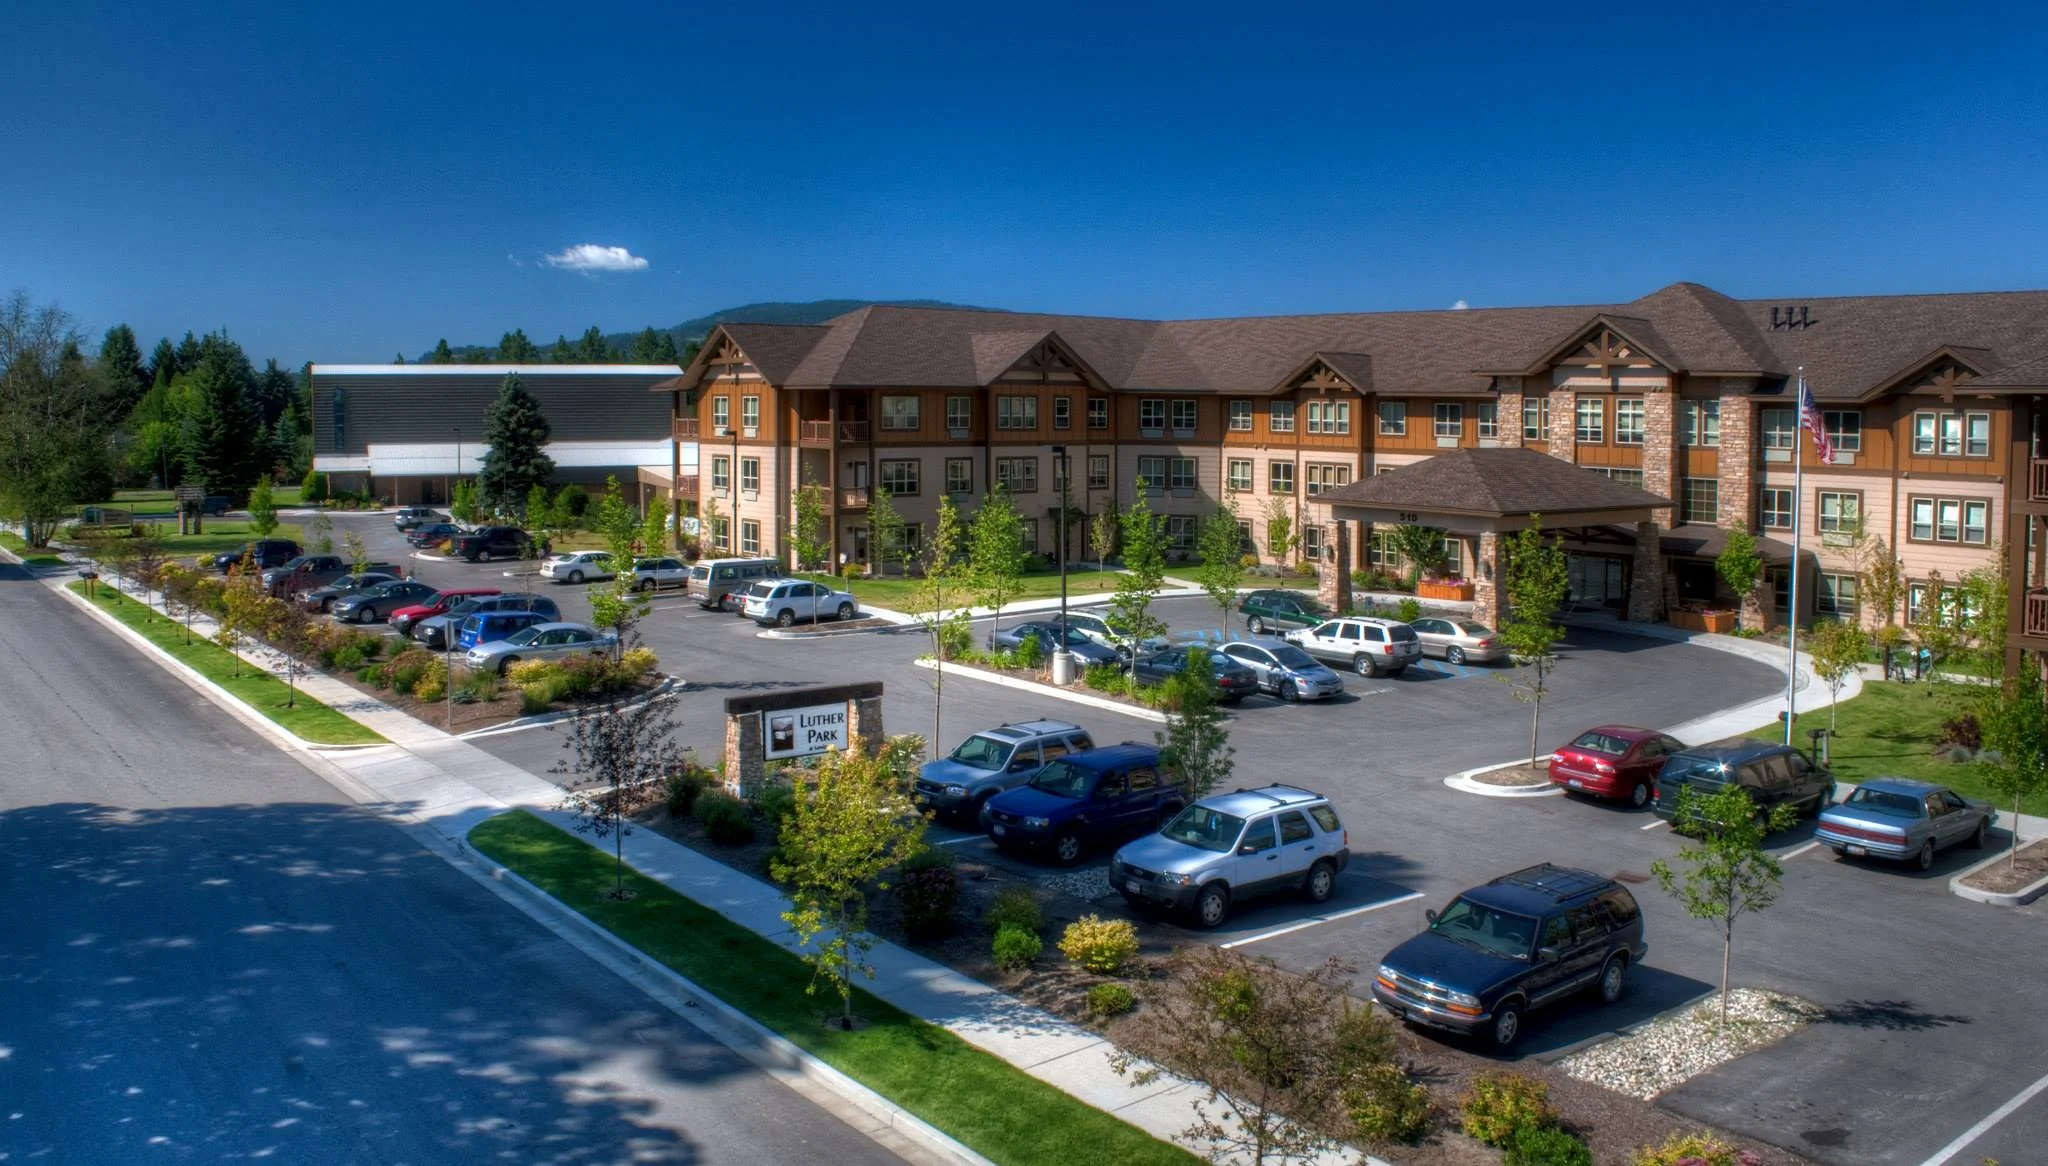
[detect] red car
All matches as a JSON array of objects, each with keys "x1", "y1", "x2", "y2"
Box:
[
  {"x1": 1548, "y1": 725, "x2": 1686, "y2": 808},
  {"x1": 391, "y1": 587, "x2": 501, "y2": 640}
]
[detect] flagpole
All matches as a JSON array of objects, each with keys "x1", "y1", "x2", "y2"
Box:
[{"x1": 1785, "y1": 366, "x2": 1804, "y2": 746}]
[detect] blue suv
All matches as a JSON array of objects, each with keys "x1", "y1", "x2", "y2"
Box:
[
  {"x1": 456, "y1": 610, "x2": 551, "y2": 652},
  {"x1": 982, "y1": 743, "x2": 1186, "y2": 864}
]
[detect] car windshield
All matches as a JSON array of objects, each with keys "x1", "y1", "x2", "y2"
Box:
[
  {"x1": 1844, "y1": 787, "x2": 1923, "y2": 816},
  {"x1": 688, "y1": 566, "x2": 708, "y2": 581},
  {"x1": 504, "y1": 627, "x2": 543, "y2": 647},
  {"x1": 1160, "y1": 805, "x2": 1246, "y2": 853},
  {"x1": 1568, "y1": 731, "x2": 1633, "y2": 756},
  {"x1": 1661, "y1": 754, "x2": 1733, "y2": 784},
  {"x1": 1269, "y1": 645, "x2": 1318, "y2": 669},
  {"x1": 1028, "y1": 760, "x2": 1092, "y2": 798},
  {"x1": 448, "y1": 599, "x2": 486, "y2": 615},
  {"x1": 1430, "y1": 898, "x2": 1537, "y2": 960},
  {"x1": 1045, "y1": 626, "x2": 1092, "y2": 647},
  {"x1": 948, "y1": 735, "x2": 1012, "y2": 771}
]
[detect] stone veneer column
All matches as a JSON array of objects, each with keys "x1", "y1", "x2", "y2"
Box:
[
  {"x1": 1628, "y1": 521, "x2": 1665, "y2": 622},
  {"x1": 1547, "y1": 385, "x2": 1576, "y2": 463},
  {"x1": 1473, "y1": 530, "x2": 1501, "y2": 628},
  {"x1": 1496, "y1": 377, "x2": 1525, "y2": 449},
  {"x1": 850, "y1": 694, "x2": 886, "y2": 755},
  {"x1": 723, "y1": 712, "x2": 763, "y2": 797},
  {"x1": 1717, "y1": 382, "x2": 1757, "y2": 531},
  {"x1": 1641, "y1": 388, "x2": 1678, "y2": 528},
  {"x1": 1318, "y1": 521, "x2": 1354, "y2": 614}
]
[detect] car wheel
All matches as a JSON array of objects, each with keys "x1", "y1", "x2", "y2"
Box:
[
  {"x1": 320, "y1": 598, "x2": 334, "y2": 613},
  {"x1": 1969, "y1": 819, "x2": 1989, "y2": 849},
  {"x1": 1628, "y1": 780, "x2": 1652, "y2": 809},
  {"x1": 1053, "y1": 830, "x2": 1084, "y2": 865},
  {"x1": 1247, "y1": 615, "x2": 1266, "y2": 634},
  {"x1": 1915, "y1": 840, "x2": 1936, "y2": 871},
  {"x1": 836, "y1": 602, "x2": 855, "y2": 621},
  {"x1": 1353, "y1": 653, "x2": 1378, "y2": 678},
  {"x1": 1598, "y1": 955, "x2": 1629, "y2": 1004},
  {"x1": 1280, "y1": 679, "x2": 1298, "y2": 702},
  {"x1": 1447, "y1": 646, "x2": 1466, "y2": 665},
  {"x1": 353, "y1": 606, "x2": 373, "y2": 624},
  {"x1": 1194, "y1": 883, "x2": 1230, "y2": 929},
  {"x1": 1490, "y1": 1001, "x2": 1524, "y2": 1049},
  {"x1": 776, "y1": 609, "x2": 795, "y2": 628},
  {"x1": 499, "y1": 655, "x2": 519, "y2": 676},
  {"x1": 1303, "y1": 860, "x2": 1336, "y2": 904}
]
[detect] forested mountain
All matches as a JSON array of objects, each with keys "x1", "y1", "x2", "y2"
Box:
[{"x1": 420, "y1": 299, "x2": 997, "y2": 365}]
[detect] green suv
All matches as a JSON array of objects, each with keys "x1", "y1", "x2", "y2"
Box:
[{"x1": 1237, "y1": 589, "x2": 1332, "y2": 635}]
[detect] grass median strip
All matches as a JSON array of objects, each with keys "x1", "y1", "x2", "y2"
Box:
[
  {"x1": 0, "y1": 531, "x2": 65, "y2": 568},
  {"x1": 68, "y1": 582, "x2": 385, "y2": 746},
  {"x1": 469, "y1": 810, "x2": 1199, "y2": 1166}
]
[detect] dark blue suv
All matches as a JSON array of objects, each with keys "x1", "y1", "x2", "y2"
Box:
[
  {"x1": 1372, "y1": 864, "x2": 1646, "y2": 1049},
  {"x1": 981, "y1": 743, "x2": 1186, "y2": 864}
]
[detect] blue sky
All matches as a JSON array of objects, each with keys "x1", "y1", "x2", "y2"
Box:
[{"x1": 4, "y1": 1, "x2": 2044, "y2": 365}]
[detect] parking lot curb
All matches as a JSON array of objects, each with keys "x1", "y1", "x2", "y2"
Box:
[
  {"x1": 1948, "y1": 847, "x2": 2048, "y2": 907},
  {"x1": 757, "y1": 620, "x2": 905, "y2": 640},
  {"x1": 454, "y1": 676, "x2": 683, "y2": 740},
  {"x1": 457, "y1": 831, "x2": 999, "y2": 1166},
  {"x1": 912, "y1": 658, "x2": 1171, "y2": 723},
  {"x1": 1442, "y1": 755, "x2": 1564, "y2": 798}
]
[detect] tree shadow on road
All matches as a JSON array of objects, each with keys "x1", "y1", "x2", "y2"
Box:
[{"x1": 1819, "y1": 998, "x2": 1974, "y2": 1031}]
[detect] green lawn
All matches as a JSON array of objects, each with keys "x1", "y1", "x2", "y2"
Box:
[
  {"x1": 797, "y1": 568, "x2": 1132, "y2": 613},
  {"x1": 1746, "y1": 680, "x2": 2044, "y2": 814},
  {"x1": 69, "y1": 582, "x2": 385, "y2": 746},
  {"x1": 469, "y1": 811, "x2": 1197, "y2": 1166},
  {"x1": 143, "y1": 519, "x2": 308, "y2": 560},
  {"x1": 0, "y1": 531, "x2": 65, "y2": 568}
]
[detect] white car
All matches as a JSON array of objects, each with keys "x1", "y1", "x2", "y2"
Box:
[
  {"x1": 1283, "y1": 616, "x2": 1422, "y2": 678},
  {"x1": 538, "y1": 551, "x2": 615, "y2": 584},
  {"x1": 741, "y1": 579, "x2": 860, "y2": 626},
  {"x1": 1057, "y1": 610, "x2": 1169, "y2": 659},
  {"x1": 631, "y1": 556, "x2": 690, "y2": 591}
]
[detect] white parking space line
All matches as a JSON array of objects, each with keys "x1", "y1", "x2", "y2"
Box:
[
  {"x1": 1779, "y1": 841, "x2": 1823, "y2": 861},
  {"x1": 1918, "y1": 1066, "x2": 2048, "y2": 1166},
  {"x1": 930, "y1": 834, "x2": 987, "y2": 847},
  {"x1": 1640, "y1": 820, "x2": 1669, "y2": 831},
  {"x1": 1219, "y1": 891, "x2": 1425, "y2": 950}
]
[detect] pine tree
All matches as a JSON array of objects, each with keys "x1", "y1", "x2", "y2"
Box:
[
  {"x1": 427, "y1": 339, "x2": 455, "y2": 364},
  {"x1": 547, "y1": 335, "x2": 575, "y2": 363},
  {"x1": 631, "y1": 327, "x2": 664, "y2": 363},
  {"x1": 173, "y1": 331, "x2": 202, "y2": 376},
  {"x1": 477, "y1": 372, "x2": 556, "y2": 510},
  {"x1": 97, "y1": 324, "x2": 147, "y2": 412},
  {"x1": 498, "y1": 328, "x2": 539, "y2": 362},
  {"x1": 177, "y1": 333, "x2": 262, "y2": 496},
  {"x1": 576, "y1": 325, "x2": 610, "y2": 363},
  {"x1": 653, "y1": 332, "x2": 680, "y2": 364},
  {"x1": 147, "y1": 336, "x2": 178, "y2": 386}
]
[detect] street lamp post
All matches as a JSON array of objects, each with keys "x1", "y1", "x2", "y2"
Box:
[
  {"x1": 1050, "y1": 445, "x2": 1075, "y2": 686},
  {"x1": 448, "y1": 425, "x2": 461, "y2": 730}
]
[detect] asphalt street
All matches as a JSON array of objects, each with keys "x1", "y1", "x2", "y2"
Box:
[{"x1": 0, "y1": 559, "x2": 907, "y2": 1166}]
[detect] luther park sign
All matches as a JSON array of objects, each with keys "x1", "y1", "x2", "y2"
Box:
[{"x1": 721, "y1": 681, "x2": 884, "y2": 794}]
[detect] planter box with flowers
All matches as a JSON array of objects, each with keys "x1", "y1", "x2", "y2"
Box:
[
  {"x1": 1417, "y1": 578, "x2": 1475, "y2": 601},
  {"x1": 1670, "y1": 607, "x2": 1736, "y2": 634}
]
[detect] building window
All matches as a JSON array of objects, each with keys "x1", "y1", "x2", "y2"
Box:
[
  {"x1": 1139, "y1": 399, "x2": 1165, "y2": 432},
  {"x1": 1377, "y1": 400, "x2": 1407, "y2": 436},
  {"x1": 1167, "y1": 516, "x2": 1197, "y2": 551},
  {"x1": 1910, "y1": 496, "x2": 1992, "y2": 544},
  {"x1": 709, "y1": 516, "x2": 729, "y2": 551},
  {"x1": 740, "y1": 456, "x2": 760, "y2": 494},
  {"x1": 1684, "y1": 400, "x2": 1721, "y2": 447},
  {"x1": 1817, "y1": 572, "x2": 1858, "y2": 617},
  {"x1": 1683, "y1": 478, "x2": 1718, "y2": 524},
  {"x1": 710, "y1": 455, "x2": 730, "y2": 493},
  {"x1": 1228, "y1": 399, "x2": 1253, "y2": 431},
  {"x1": 1823, "y1": 410, "x2": 1861, "y2": 453},
  {"x1": 1171, "y1": 399, "x2": 1197, "y2": 433},
  {"x1": 1304, "y1": 464, "x2": 1352, "y2": 496},
  {"x1": 879, "y1": 459, "x2": 919, "y2": 495},
  {"x1": 997, "y1": 396, "x2": 1038, "y2": 430},
  {"x1": 1301, "y1": 524, "x2": 1325, "y2": 561},
  {"x1": 712, "y1": 396, "x2": 730, "y2": 433},
  {"x1": 741, "y1": 395, "x2": 760, "y2": 433},
  {"x1": 1760, "y1": 486, "x2": 1792, "y2": 530},
  {"x1": 1817, "y1": 490, "x2": 1859, "y2": 534},
  {"x1": 1053, "y1": 396, "x2": 1071, "y2": 430},
  {"x1": 1087, "y1": 455, "x2": 1109, "y2": 489},
  {"x1": 1522, "y1": 396, "x2": 1549, "y2": 440},
  {"x1": 1613, "y1": 398, "x2": 1645, "y2": 445},
  {"x1": 1307, "y1": 400, "x2": 1352, "y2": 435},
  {"x1": 946, "y1": 395, "x2": 971, "y2": 432},
  {"x1": 1088, "y1": 398, "x2": 1109, "y2": 429},
  {"x1": 1136, "y1": 456, "x2": 1166, "y2": 493},
  {"x1": 1966, "y1": 499, "x2": 1990, "y2": 543},
  {"x1": 1168, "y1": 457, "x2": 1197, "y2": 491},
  {"x1": 1016, "y1": 519, "x2": 1037, "y2": 553},
  {"x1": 945, "y1": 458, "x2": 972, "y2": 495},
  {"x1": 1760, "y1": 407, "x2": 1794, "y2": 450},
  {"x1": 996, "y1": 457, "x2": 1038, "y2": 493},
  {"x1": 881, "y1": 394, "x2": 920, "y2": 431},
  {"x1": 1270, "y1": 400, "x2": 1295, "y2": 434},
  {"x1": 1915, "y1": 410, "x2": 1991, "y2": 456},
  {"x1": 1268, "y1": 461, "x2": 1295, "y2": 494},
  {"x1": 1909, "y1": 583, "x2": 1983, "y2": 626},
  {"x1": 1575, "y1": 398, "x2": 1604, "y2": 443},
  {"x1": 1476, "y1": 402, "x2": 1498, "y2": 440},
  {"x1": 1227, "y1": 458, "x2": 1253, "y2": 493},
  {"x1": 1768, "y1": 567, "x2": 1789, "y2": 614},
  {"x1": 740, "y1": 519, "x2": 761, "y2": 555},
  {"x1": 1907, "y1": 583, "x2": 1927, "y2": 626},
  {"x1": 899, "y1": 523, "x2": 924, "y2": 559},
  {"x1": 1434, "y1": 402, "x2": 1463, "y2": 439},
  {"x1": 1588, "y1": 466, "x2": 1644, "y2": 488},
  {"x1": 1966, "y1": 412, "x2": 1991, "y2": 456}
]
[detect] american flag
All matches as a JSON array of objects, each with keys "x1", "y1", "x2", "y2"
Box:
[{"x1": 1798, "y1": 373, "x2": 1834, "y2": 464}]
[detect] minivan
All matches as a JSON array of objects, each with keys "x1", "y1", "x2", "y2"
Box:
[
  {"x1": 687, "y1": 557, "x2": 782, "y2": 611},
  {"x1": 1651, "y1": 740, "x2": 1835, "y2": 830},
  {"x1": 456, "y1": 609, "x2": 551, "y2": 652}
]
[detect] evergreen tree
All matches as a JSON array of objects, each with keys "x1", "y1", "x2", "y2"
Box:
[
  {"x1": 463, "y1": 348, "x2": 490, "y2": 364},
  {"x1": 393, "y1": 352, "x2": 405, "y2": 364},
  {"x1": 576, "y1": 325, "x2": 610, "y2": 363},
  {"x1": 546, "y1": 335, "x2": 576, "y2": 363},
  {"x1": 653, "y1": 331, "x2": 680, "y2": 364},
  {"x1": 498, "y1": 328, "x2": 539, "y2": 362},
  {"x1": 250, "y1": 358, "x2": 296, "y2": 428},
  {"x1": 477, "y1": 372, "x2": 555, "y2": 510},
  {"x1": 97, "y1": 324, "x2": 147, "y2": 412},
  {"x1": 427, "y1": 338, "x2": 455, "y2": 364},
  {"x1": 177, "y1": 333, "x2": 262, "y2": 496},
  {"x1": 630, "y1": 327, "x2": 664, "y2": 363},
  {"x1": 147, "y1": 336, "x2": 177, "y2": 386},
  {"x1": 173, "y1": 330, "x2": 201, "y2": 375}
]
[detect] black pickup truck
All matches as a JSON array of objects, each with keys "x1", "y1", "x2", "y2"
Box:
[{"x1": 449, "y1": 526, "x2": 531, "y2": 563}]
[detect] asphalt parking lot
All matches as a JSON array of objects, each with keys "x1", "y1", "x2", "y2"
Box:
[{"x1": 316, "y1": 511, "x2": 2048, "y2": 1165}]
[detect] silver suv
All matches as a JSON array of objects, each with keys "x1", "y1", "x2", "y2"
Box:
[
  {"x1": 1284, "y1": 616, "x2": 1422, "y2": 677},
  {"x1": 914, "y1": 719, "x2": 1094, "y2": 821},
  {"x1": 1111, "y1": 785, "x2": 1350, "y2": 928}
]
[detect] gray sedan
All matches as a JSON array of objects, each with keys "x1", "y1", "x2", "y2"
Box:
[
  {"x1": 988, "y1": 621, "x2": 1122, "y2": 667},
  {"x1": 1408, "y1": 617, "x2": 1508, "y2": 664},
  {"x1": 631, "y1": 556, "x2": 691, "y2": 591},
  {"x1": 1816, "y1": 778, "x2": 1997, "y2": 871},
  {"x1": 464, "y1": 621, "x2": 619, "y2": 675},
  {"x1": 1217, "y1": 640, "x2": 1346, "y2": 701}
]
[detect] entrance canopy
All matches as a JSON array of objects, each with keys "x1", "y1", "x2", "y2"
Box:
[{"x1": 1314, "y1": 447, "x2": 1671, "y2": 532}]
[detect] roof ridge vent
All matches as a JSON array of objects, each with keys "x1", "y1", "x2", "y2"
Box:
[{"x1": 1768, "y1": 305, "x2": 1815, "y2": 331}]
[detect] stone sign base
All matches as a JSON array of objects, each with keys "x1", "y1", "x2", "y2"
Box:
[{"x1": 721, "y1": 681, "x2": 884, "y2": 796}]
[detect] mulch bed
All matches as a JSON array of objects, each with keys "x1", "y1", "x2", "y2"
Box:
[
  {"x1": 1958, "y1": 838, "x2": 2048, "y2": 894},
  {"x1": 1471, "y1": 762, "x2": 1552, "y2": 787},
  {"x1": 768, "y1": 616, "x2": 897, "y2": 634},
  {"x1": 944, "y1": 658, "x2": 1164, "y2": 713},
  {"x1": 324, "y1": 664, "x2": 663, "y2": 735}
]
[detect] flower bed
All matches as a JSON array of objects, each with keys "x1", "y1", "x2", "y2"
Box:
[{"x1": 1417, "y1": 578, "x2": 1475, "y2": 601}]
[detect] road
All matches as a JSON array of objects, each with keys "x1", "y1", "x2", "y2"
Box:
[{"x1": 0, "y1": 560, "x2": 906, "y2": 1166}]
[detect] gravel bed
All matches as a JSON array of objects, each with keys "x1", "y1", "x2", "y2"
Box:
[
  {"x1": 1558, "y1": 988, "x2": 1825, "y2": 1100},
  {"x1": 1037, "y1": 866, "x2": 1114, "y2": 901},
  {"x1": 1958, "y1": 838, "x2": 2048, "y2": 893},
  {"x1": 1472, "y1": 761, "x2": 1552, "y2": 787}
]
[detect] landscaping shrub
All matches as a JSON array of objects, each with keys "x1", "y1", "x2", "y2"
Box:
[
  {"x1": 751, "y1": 784, "x2": 797, "y2": 833},
  {"x1": 387, "y1": 647, "x2": 435, "y2": 695},
  {"x1": 1631, "y1": 1132, "x2": 1762, "y2": 1166},
  {"x1": 1085, "y1": 982, "x2": 1135, "y2": 1018},
  {"x1": 1082, "y1": 663, "x2": 1130, "y2": 695},
  {"x1": 895, "y1": 862, "x2": 961, "y2": 938},
  {"x1": 991, "y1": 923, "x2": 1042, "y2": 970},
  {"x1": 507, "y1": 659, "x2": 559, "y2": 685},
  {"x1": 1505, "y1": 1125, "x2": 1592, "y2": 1166},
  {"x1": 1012, "y1": 632, "x2": 1044, "y2": 670},
  {"x1": 1345, "y1": 1062, "x2": 1433, "y2": 1145},
  {"x1": 663, "y1": 769, "x2": 706, "y2": 817},
  {"x1": 618, "y1": 646, "x2": 659, "y2": 679},
  {"x1": 985, "y1": 887, "x2": 1043, "y2": 935},
  {"x1": 518, "y1": 688, "x2": 551, "y2": 715},
  {"x1": 1460, "y1": 1071, "x2": 1557, "y2": 1147},
  {"x1": 1396, "y1": 596, "x2": 1423, "y2": 624},
  {"x1": 451, "y1": 668, "x2": 497, "y2": 703},
  {"x1": 411, "y1": 657, "x2": 449, "y2": 702},
  {"x1": 555, "y1": 483, "x2": 590, "y2": 521},
  {"x1": 695, "y1": 791, "x2": 755, "y2": 846},
  {"x1": 300, "y1": 469, "x2": 328, "y2": 504},
  {"x1": 937, "y1": 616, "x2": 973, "y2": 659},
  {"x1": 1939, "y1": 711, "x2": 1982, "y2": 751},
  {"x1": 1058, "y1": 914, "x2": 1139, "y2": 974},
  {"x1": 332, "y1": 642, "x2": 371, "y2": 672}
]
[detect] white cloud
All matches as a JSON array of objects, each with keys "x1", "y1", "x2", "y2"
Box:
[
  {"x1": 1450, "y1": 299, "x2": 1470, "y2": 310},
  {"x1": 542, "y1": 244, "x2": 650, "y2": 273}
]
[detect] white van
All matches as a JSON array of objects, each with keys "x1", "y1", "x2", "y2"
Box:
[{"x1": 686, "y1": 558, "x2": 783, "y2": 611}]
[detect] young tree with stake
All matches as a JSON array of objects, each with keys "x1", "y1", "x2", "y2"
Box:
[
  {"x1": 1652, "y1": 782, "x2": 1797, "y2": 1028},
  {"x1": 554, "y1": 689, "x2": 689, "y2": 901},
  {"x1": 1194, "y1": 498, "x2": 1247, "y2": 631},
  {"x1": 969, "y1": 483, "x2": 1027, "y2": 635},
  {"x1": 792, "y1": 468, "x2": 829, "y2": 570},
  {"x1": 1496, "y1": 521, "x2": 1569, "y2": 766},
  {"x1": 1110, "y1": 489, "x2": 1170, "y2": 649},
  {"x1": 866, "y1": 483, "x2": 906, "y2": 578},
  {"x1": 1155, "y1": 648, "x2": 1234, "y2": 802},
  {"x1": 1980, "y1": 663, "x2": 2048, "y2": 874},
  {"x1": 1805, "y1": 619, "x2": 1866, "y2": 733},
  {"x1": 1089, "y1": 501, "x2": 1118, "y2": 572},
  {"x1": 916, "y1": 494, "x2": 970, "y2": 750}
]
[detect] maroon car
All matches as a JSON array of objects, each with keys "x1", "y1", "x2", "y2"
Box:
[{"x1": 1548, "y1": 726, "x2": 1685, "y2": 808}]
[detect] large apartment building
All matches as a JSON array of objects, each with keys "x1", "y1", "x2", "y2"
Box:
[{"x1": 657, "y1": 283, "x2": 2048, "y2": 676}]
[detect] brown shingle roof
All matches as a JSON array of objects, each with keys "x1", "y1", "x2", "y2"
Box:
[
  {"x1": 1313, "y1": 448, "x2": 1672, "y2": 517},
  {"x1": 1659, "y1": 523, "x2": 1794, "y2": 563},
  {"x1": 1970, "y1": 352, "x2": 2048, "y2": 389},
  {"x1": 718, "y1": 323, "x2": 830, "y2": 385}
]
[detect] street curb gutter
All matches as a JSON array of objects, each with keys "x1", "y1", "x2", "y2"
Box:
[
  {"x1": 913, "y1": 657, "x2": 1172, "y2": 723},
  {"x1": 456, "y1": 833, "x2": 997, "y2": 1166},
  {"x1": 1948, "y1": 846, "x2": 2048, "y2": 907},
  {"x1": 1442, "y1": 755, "x2": 1564, "y2": 798}
]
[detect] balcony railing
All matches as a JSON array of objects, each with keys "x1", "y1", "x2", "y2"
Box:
[
  {"x1": 2026, "y1": 589, "x2": 2048, "y2": 639},
  {"x1": 675, "y1": 475, "x2": 699, "y2": 499},
  {"x1": 673, "y1": 417, "x2": 700, "y2": 440},
  {"x1": 839, "y1": 487, "x2": 870, "y2": 510},
  {"x1": 839, "y1": 420, "x2": 871, "y2": 443},
  {"x1": 2030, "y1": 457, "x2": 2048, "y2": 502},
  {"x1": 798, "y1": 420, "x2": 834, "y2": 444}
]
